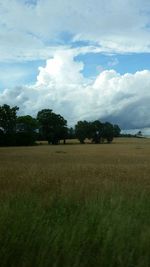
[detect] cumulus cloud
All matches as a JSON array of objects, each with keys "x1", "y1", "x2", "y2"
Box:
[{"x1": 0, "y1": 49, "x2": 150, "y2": 129}]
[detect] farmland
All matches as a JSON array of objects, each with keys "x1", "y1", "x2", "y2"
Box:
[{"x1": 0, "y1": 138, "x2": 150, "y2": 267}]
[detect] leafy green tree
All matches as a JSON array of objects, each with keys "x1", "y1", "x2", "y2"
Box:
[
  {"x1": 75, "y1": 120, "x2": 104, "y2": 144},
  {"x1": 16, "y1": 115, "x2": 38, "y2": 146},
  {"x1": 37, "y1": 109, "x2": 67, "y2": 144},
  {"x1": 17, "y1": 115, "x2": 38, "y2": 133},
  {"x1": 102, "y1": 122, "x2": 114, "y2": 143},
  {"x1": 0, "y1": 104, "x2": 19, "y2": 133},
  {"x1": 113, "y1": 124, "x2": 121, "y2": 137},
  {"x1": 75, "y1": 120, "x2": 90, "y2": 144},
  {"x1": 90, "y1": 120, "x2": 103, "y2": 143},
  {"x1": 0, "y1": 104, "x2": 19, "y2": 146},
  {"x1": 0, "y1": 129, "x2": 4, "y2": 146}
]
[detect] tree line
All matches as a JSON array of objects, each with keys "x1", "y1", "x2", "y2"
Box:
[{"x1": 0, "y1": 104, "x2": 121, "y2": 146}]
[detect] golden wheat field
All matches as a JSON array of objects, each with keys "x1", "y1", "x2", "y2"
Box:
[
  {"x1": 0, "y1": 137, "x2": 150, "y2": 198},
  {"x1": 0, "y1": 138, "x2": 150, "y2": 267}
]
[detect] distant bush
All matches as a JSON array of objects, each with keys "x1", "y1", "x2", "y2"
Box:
[
  {"x1": 0, "y1": 133, "x2": 16, "y2": 146},
  {"x1": 0, "y1": 132, "x2": 36, "y2": 146},
  {"x1": 0, "y1": 129, "x2": 5, "y2": 146},
  {"x1": 15, "y1": 132, "x2": 37, "y2": 146}
]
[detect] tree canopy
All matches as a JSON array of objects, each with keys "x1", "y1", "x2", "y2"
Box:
[
  {"x1": 0, "y1": 103, "x2": 121, "y2": 146},
  {"x1": 75, "y1": 121, "x2": 90, "y2": 144},
  {"x1": 37, "y1": 109, "x2": 67, "y2": 144},
  {"x1": 75, "y1": 120, "x2": 120, "y2": 144},
  {"x1": 0, "y1": 104, "x2": 19, "y2": 133},
  {"x1": 17, "y1": 115, "x2": 38, "y2": 133},
  {"x1": 113, "y1": 124, "x2": 121, "y2": 137}
]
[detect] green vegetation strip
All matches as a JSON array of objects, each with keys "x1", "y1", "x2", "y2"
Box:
[{"x1": 0, "y1": 189, "x2": 150, "y2": 267}]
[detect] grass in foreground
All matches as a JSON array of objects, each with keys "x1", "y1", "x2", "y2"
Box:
[{"x1": 0, "y1": 138, "x2": 150, "y2": 267}]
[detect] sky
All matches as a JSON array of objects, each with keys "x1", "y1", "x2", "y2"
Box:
[{"x1": 0, "y1": 0, "x2": 150, "y2": 131}]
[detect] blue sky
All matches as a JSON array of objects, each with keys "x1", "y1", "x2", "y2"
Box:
[
  {"x1": 0, "y1": 0, "x2": 150, "y2": 130},
  {"x1": 76, "y1": 53, "x2": 150, "y2": 77},
  {"x1": 0, "y1": 60, "x2": 45, "y2": 89}
]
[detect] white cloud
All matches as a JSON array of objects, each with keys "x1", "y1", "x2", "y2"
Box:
[
  {"x1": 36, "y1": 50, "x2": 84, "y2": 86},
  {"x1": 1, "y1": 0, "x2": 150, "y2": 130},
  {"x1": 0, "y1": 49, "x2": 150, "y2": 129},
  {"x1": 1, "y1": 0, "x2": 150, "y2": 62}
]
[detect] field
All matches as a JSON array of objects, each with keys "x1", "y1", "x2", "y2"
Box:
[{"x1": 0, "y1": 138, "x2": 150, "y2": 267}]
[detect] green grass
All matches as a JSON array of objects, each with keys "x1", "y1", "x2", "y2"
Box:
[
  {"x1": 0, "y1": 138, "x2": 150, "y2": 266},
  {"x1": 0, "y1": 191, "x2": 150, "y2": 267}
]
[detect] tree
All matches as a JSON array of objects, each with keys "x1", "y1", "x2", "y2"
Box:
[
  {"x1": 0, "y1": 128, "x2": 4, "y2": 146},
  {"x1": 113, "y1": 124, "x2": 121, "y2": 137},
  {"x1": 90, "y1": 120, "x2": 103, "y2": 143},
  {"x1": 37, "y1": 109, "x2": 67, "y2": 144},
  {"x1": 75, "y1": 120, "x2": 90, "y2": 144},
  {"x1": 17, "y1": 115, "x2": 38, "y2": 133},
  {"x1": 16, "y1": 115, "x2": 38, "y2": 146},
  {"x1": 75, "y1": 120, "x2": 105, "y2": 144},
  {"x1": 102, "y1": 122, "x2": 114, "y2": 143},
  {"x1": 0, "y1": 104, "x2": 19, "y2": 146},
  {"x1": 0, "y1": 104, "x2": 19, "y2": 133}
]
